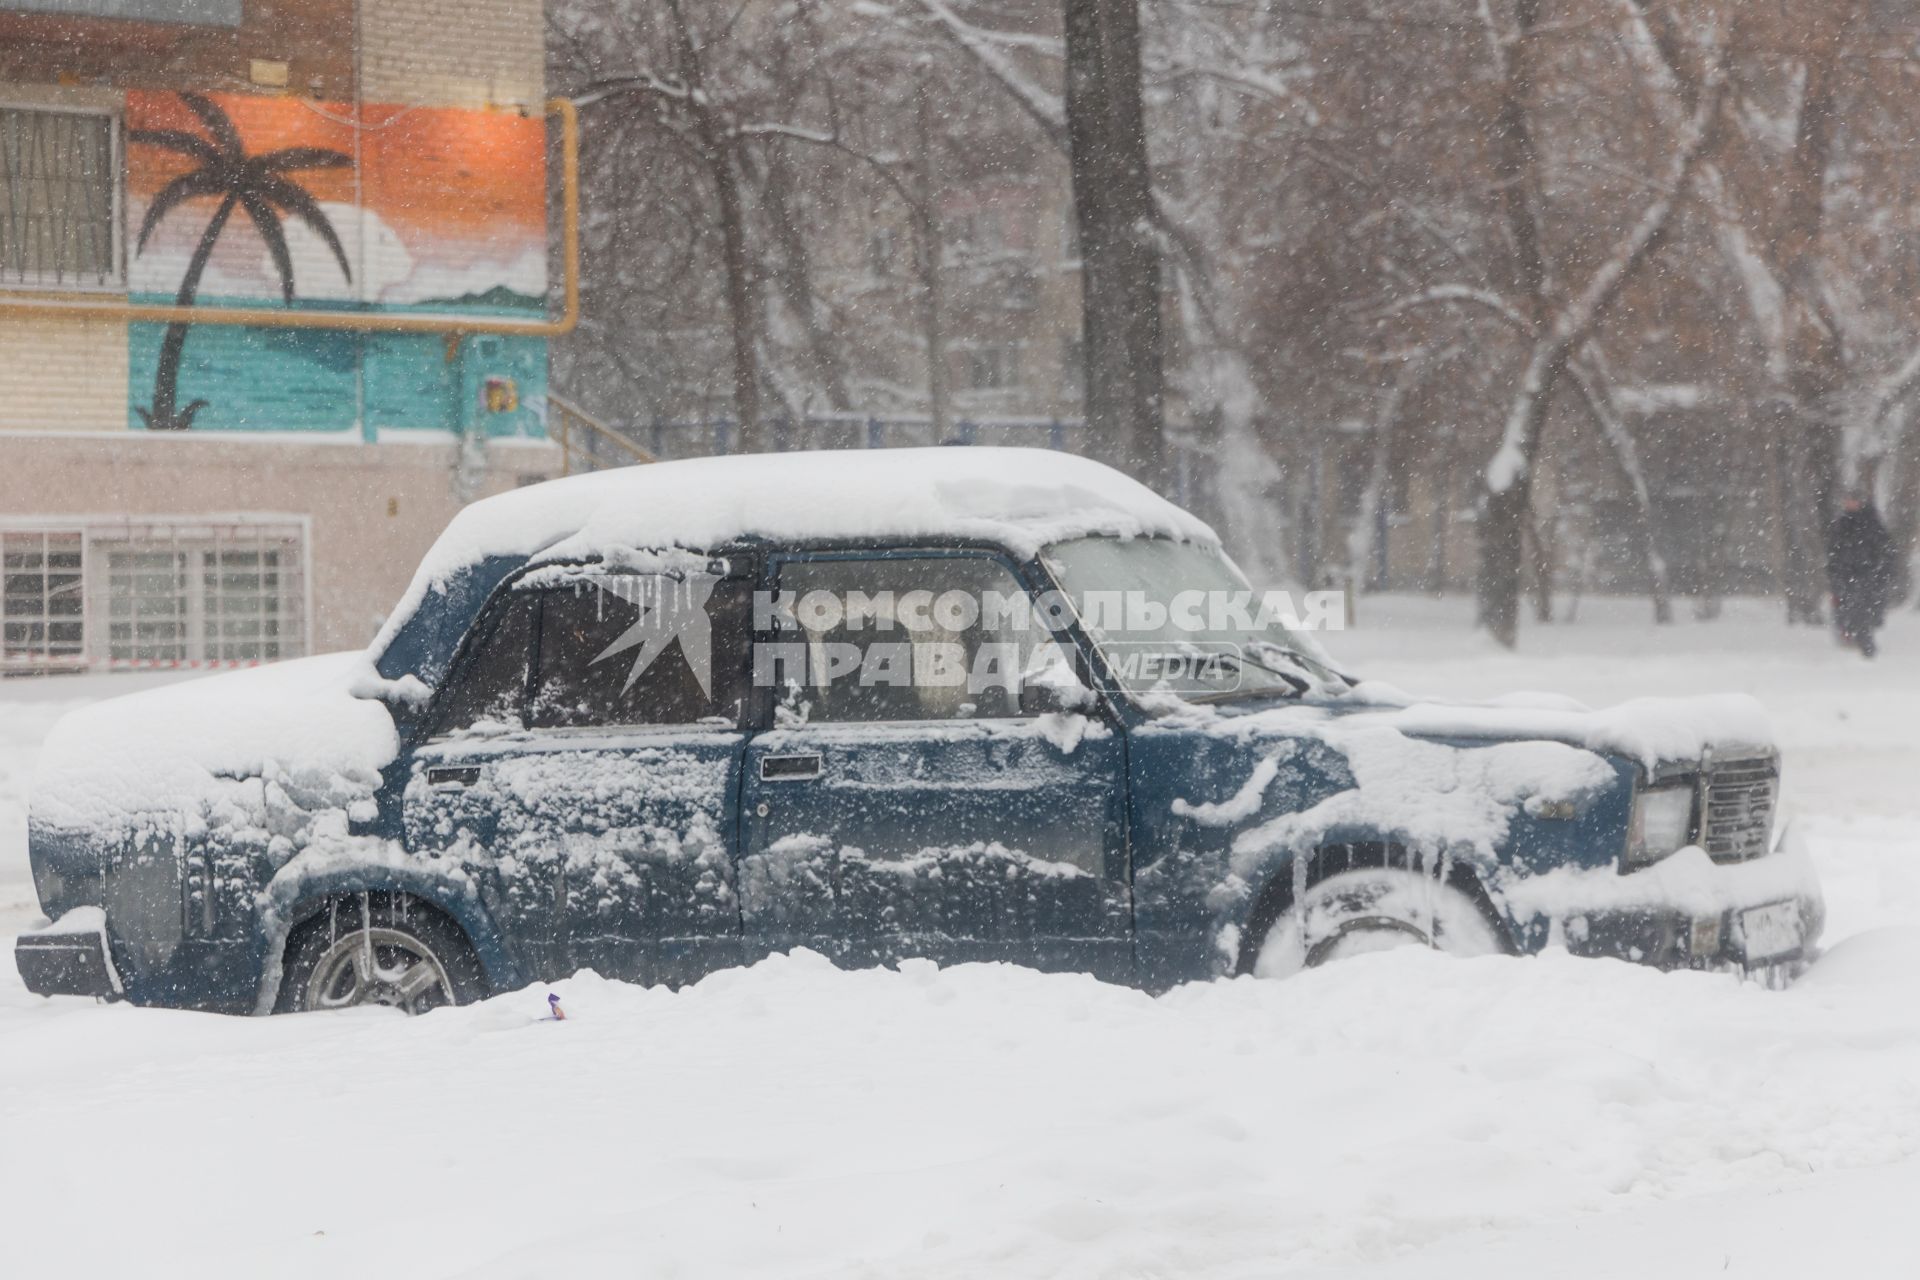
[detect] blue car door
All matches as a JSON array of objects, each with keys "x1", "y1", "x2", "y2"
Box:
[
  {"x1": 739, "y1": 551, "x2": 1131, "y2": 979},
  {"x1": 401, "y1": 560, "x2": 752, "y2": 985}
]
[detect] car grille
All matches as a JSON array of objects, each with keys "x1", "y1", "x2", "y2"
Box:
[{"x1": 1702, "y1": 759, "x2": 1777, "y2": 863}]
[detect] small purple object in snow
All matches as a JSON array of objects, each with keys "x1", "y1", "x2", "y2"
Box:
[{"x1": 548, "y1": 993, "x2": 565, "y2": 1021}]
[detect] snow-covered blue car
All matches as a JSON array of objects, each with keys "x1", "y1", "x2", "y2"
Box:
[{"x1": 16, "y1": 449, "x2": 1823, "y2": 1013}]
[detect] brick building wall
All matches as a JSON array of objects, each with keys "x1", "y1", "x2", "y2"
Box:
[
  {"x1": 360, "y1": 0, "x2": 543, "y2": 108},
  {"x1": 0, "y1": 316, "x2": 128, "y2": 432},
  {"x1": 0, "y1": 0, "x2": 562, "y2": 669},
  {"x1": 0, "y1": 0, "x2": 358, "y2": 98},
  {"x1": 0, "y1": 0, "x2": 542, "y2": 102}
]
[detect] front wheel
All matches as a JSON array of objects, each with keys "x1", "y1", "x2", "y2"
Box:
[
  {"x1": 1252, "y1": 867, "x2": 1506, "y2": 980},
  {"x1": 276, "y1": 894, "x2": 487, "y2": 1014}
]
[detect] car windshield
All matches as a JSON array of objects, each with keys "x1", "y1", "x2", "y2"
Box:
[{"x1": 1041, "y1": 536, "x2": 1348, "y2": 706}]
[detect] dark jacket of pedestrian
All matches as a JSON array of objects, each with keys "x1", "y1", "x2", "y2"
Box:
[{"x1": 1827, "y1": 501, "x2": 1897, "y2": 644}]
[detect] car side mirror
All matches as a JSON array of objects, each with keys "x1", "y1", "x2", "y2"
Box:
[
  {"x1": 1018, "y1": 641, "x2": 1095, "y2": 717},
  {"x1": 1019, "y1": 680, "x2": 1071, "y2": 717},
  {"x1": 1019, "y1": 671, "x2": 1095, "y2": 717},
  {"x1": 351, "y1": 669, "x2": 433, "y2": 713}
]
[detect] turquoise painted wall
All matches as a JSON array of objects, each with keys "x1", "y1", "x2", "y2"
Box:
[{"x1": 128, "y1": 298, "x2": 548, "y2": 440}]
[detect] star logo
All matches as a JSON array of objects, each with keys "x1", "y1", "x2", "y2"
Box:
[{"x1": 586, "y1": 573, "x2": 719, "y2": 696}]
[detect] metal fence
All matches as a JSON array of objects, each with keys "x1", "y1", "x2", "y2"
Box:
[{"x1": 638, "y1": 413, "x2": 1070, "y2": 459}]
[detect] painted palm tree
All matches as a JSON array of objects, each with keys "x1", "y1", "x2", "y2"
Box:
[{"x1": 131, "y1": 92, "x2": 354, "y2": 430}]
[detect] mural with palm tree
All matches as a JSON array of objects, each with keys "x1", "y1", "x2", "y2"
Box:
[{"x1": 130, "y1": 92, "x2": 353, "y2": 430}]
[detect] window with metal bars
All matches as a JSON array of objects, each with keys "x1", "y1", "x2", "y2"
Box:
[
  {"x1": 101, "y1": 535, "x2": 304, "y2": 664},
  {"x1": 202, "y1": 547, "x2": 290, "y2": 662},
  {"x1": 1, "y1": 530, "x2": 85, "y2": 667},
  {"x1": 0, "y1": 106, "x2": 120, "y2": 289},
  {"x1": 2, "y1": 523, "x2": 308, "y2": 669},
  {"x1": 105, "y1": 549, "x2": 191, "y2": 663}
]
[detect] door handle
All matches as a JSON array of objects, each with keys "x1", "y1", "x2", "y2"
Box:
[
  {"x1": 760, "y1": 753, "x2": 822, "y2": 781},
  {"x1": 427, "y1": 765, "x2": 481, "y2": 790}
]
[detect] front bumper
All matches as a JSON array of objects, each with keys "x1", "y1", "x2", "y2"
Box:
[
  {"x1": 1504, "y1": 824, "x2": 1826, "y2": 973},
  {"x1": 14, "y1": 908, "x2": 123, "y2": 1000},
  {"x1": 1565, "y1": 893, "x2": 1822, "y2": 971}
]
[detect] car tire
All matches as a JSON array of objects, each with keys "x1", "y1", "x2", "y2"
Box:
[
  {"x1": 275, "y1": 893, "x2": 488, "y2": 1014},
  {"x1": 1251, "y1": 867, "x2": 1506, "y2": 980}
]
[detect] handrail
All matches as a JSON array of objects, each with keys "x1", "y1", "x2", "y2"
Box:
[
  {"x1": 0, "y1": 97, "x2": 580, "y2": 338},
  {"x1": 551, "y1": 392, "x2": 655, "y2": 475}
]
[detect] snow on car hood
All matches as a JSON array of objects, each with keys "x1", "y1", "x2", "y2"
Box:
[
  {"x1": 1176, "y1": 683, "x2": 1774, "y2": 770},
  {"x1": 1180, "y1": 720, "x2": 1620, "y2": 866},
  {"x1": 30, "y1": 652, "x2": 396, "y2": 841},
  {"x1": 1155, "y1": 684, "x2": 1773, "y2": 866},
  {"x1": 1337, "y1": 683, "x2": 1776, "y2": 769},
  {"x1": 371, "y1": 447, "x2": 1217, "y2": 664}
]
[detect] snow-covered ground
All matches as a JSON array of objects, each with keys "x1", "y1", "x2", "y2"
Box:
[{"x1": 2, "y1": 596, "x2": 1917, "y2": 1278}]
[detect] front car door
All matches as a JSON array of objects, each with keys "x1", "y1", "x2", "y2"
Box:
[
  {"x1": 739, "y1": 550, "x2": 1132, "y2": 979},
  {"x1": 401, "y1": 556, "x2": 753, "y2": 985}
]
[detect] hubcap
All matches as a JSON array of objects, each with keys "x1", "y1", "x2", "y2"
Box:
[
  {"x1": 304, "y1": 928, "x2": 453, "y2": 1013},
  {"x1": 1305, "y1": 916, "x2": 1431, "y2": 968}
]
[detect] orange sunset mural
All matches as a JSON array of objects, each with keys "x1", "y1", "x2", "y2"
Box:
[
  {"x1": 127, "y1": 91, "x2": 548, "y2": 310},
  {"x1": 122, "y1": 90, "x2": 550, "y2": 436}
]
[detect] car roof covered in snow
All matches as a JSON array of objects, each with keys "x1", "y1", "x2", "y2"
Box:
[{"x1": 370, "y1": 447, "x2": 1216, "y2": 686}]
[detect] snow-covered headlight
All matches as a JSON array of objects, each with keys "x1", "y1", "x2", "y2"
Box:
[{"x1": 1626, "y1": 781, "x2": 1697, "y2": 869}]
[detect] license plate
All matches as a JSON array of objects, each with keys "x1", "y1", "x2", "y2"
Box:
[{"x1": 1737, "y1": 900, "x2": 1802, "y2": 962}]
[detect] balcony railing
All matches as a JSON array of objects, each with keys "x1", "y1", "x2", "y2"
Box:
[{"x1": 550, "y1": 394, "x2": 657, "y2": 477}]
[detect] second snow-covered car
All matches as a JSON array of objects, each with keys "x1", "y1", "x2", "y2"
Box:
[{"x1": 16, "y1": 448, "x2": 1822, "y2": 1012}]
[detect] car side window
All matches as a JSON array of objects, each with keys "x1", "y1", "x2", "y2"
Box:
[
  {"x1": 772, "y1": 555, "x2": 1053, "y2": 724},
  {"x1": 428, "y1": 593, "x2": 538, "y2": 736},
  {"x1": 528, "y1": 571, "x2": 749, "y2": 729}
]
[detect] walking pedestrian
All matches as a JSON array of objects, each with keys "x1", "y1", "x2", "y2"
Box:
[{"x1": 1826, "y1": 490, "x2": 1897, "y2": 658}]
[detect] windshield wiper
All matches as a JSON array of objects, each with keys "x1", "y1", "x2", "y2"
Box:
[
  {"x1": 1248, "y1": 639, "x2": 1360, "y2": 690},
  {"x1": 1184, "y1": 648, "x2": 1309, "y2": 701},
  {"x1": 1228, "y1": 646, "x2": 1313, "y2": 694}
]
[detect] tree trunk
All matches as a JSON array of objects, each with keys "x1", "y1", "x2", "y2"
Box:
[
  {"x1": 709, "y1": 147, "x2": 765, "y2": 452},
  {"x1": 1771, "y1": 15, "x2": 1852, "y2": 621},
  {"x1": 1478, "y1": 482, "x2": 1531, "y2": 650},
  {"x1": 1777, "y1": 408, "x2": 1830, "y2": 622},
  {"x1": 1347, "y1": 379, "x2": 1405, "y2": 592},
  {"x1": 1888, "y1": 413, "x2": 1920, "y2": 605},
  {"x1": 1426, "y1": 439, "x2": 1454, "y2": 596},
  {"x1": 1526, "y1": 508, "x2": 1555, "y2": 624},
  {"x1": 1472, "y1": 4, "x2": 1719, "y2": 646},
  {"x1": 913, "y1": 85, "x2": 950, "y2": 439},
  {"x1": 1570, "y1": 357, "x2": 1673, "y2": 623},
  {"x1": 757, "y1": 143, "x2": 853, "y2": 413},
  {"x1": 1063, "y1": 0, "x2": 1166, "y2": 486},
  {"x1": 1295, "y1": 440, "x2": 1326, "y2": 587},
  {"x1": 666, "y1": 0, "x2": 764, "y2": 452},
  {"x1": 1474, "y1": 0, "x2": 1551, "y2": 646}
]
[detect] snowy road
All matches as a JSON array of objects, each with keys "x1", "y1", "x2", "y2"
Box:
[{"x1": 3, "y1": 597, "x2": 1917, "y2": 1278}]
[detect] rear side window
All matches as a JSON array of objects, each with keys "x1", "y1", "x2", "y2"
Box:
[
  {"x1": 529, "y1": 572, "x2": 749, "y2": 728},
  {"x1": 429, "y1": 594, "x2": 537, "y2": 735}
]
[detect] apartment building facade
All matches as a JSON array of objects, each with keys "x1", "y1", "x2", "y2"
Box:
[{"x1": 0, "y1": 0, "x2": 561, "y2": 672}]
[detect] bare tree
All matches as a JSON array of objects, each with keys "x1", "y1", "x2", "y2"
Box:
[
  {"x1": 1375, "y1": 1, "x2": 1722, "y2": 644},
  {"x1": 542, "y1": 0, "x2": 1919, "y2": 626}
]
